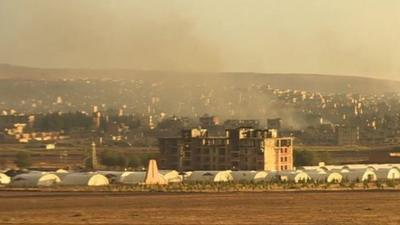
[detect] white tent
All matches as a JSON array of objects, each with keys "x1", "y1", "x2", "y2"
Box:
[
  {"x1": 185, "y1": 171, "x2": 233, "y2": 183},
  {"x1": 264, "y1": 171, "x2": 279, "y2": 182},
  {"x1": 319, "y1": 165, "x2": 344, "y2": 171},
  {"x1": 55, "y1": 169, "x2": 69, "y2": 173},
  {"x1": 253, "y1": 171, "x2": 269, "y2": 183},
  {"x1": 342, "y1": 165, "x2": 369, "y2": 170},
  {"x1": 12, "y1": 172, "x2": 61, "y2": 187},
  {"x1": 0, "y1": 173, "x2": 11, "y2": 185},
  {"x1": 159, "y1": 170, "x2": 182, "y2": 183},
  {"x1": 342, "y1": 169, "x2": 377, "y2": 182},
  {"x1": 326, "y1": 172, "x2": 343, "y2": 183},
  {"x1": 61, "y1": 173, "x2": 109, "y2": 186},
  {"x1": 308, "y1": 171, "x2": 342, "y2": 183},
  {"x1": 230, "y1": 171, "x2": 257, "y2": 183},
  {"x1": 119, "y1": 172, "x2": 146, "y2": 184},
  {"x1": 229, "y1": 171, "x2": 268, "y2": 183},
  {"x1": 391, "y1": 164, "x2": 400, "y2": 169},
  {"x1": 278, "y1": 171, "x2": 311, "y2": 183},
  {"x1": 375, "y1": 168, "x2": 400, "y2": 180},
  {"x1": 120, "y1": 171, "x2": 172, "y2": 184},
  {"x1": 98, "y1": 171, "x2": 135, "y2": 184},
  {"x1": 297, "y1": 166, "x2": 320, "y2": 171},
  {"x1": 51, "y1": 172, "x2": 69, "y2": 180},
  {"x1": 307, "y1": 171, "x2": 328, "y2": 182}
]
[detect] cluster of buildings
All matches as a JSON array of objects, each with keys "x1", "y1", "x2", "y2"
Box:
[
  {"x1": 2, "y1": 77, "x2": 400, "y2": 147},
  {"x1": 2, "y1": 122, "x2": 66, "y2": 144},
  {"x1": 271, "y1": 88, "x2": 400, "y2": 146},
  {"x1": 158, "y1": 114, "x2": 294, "y2": 171}
]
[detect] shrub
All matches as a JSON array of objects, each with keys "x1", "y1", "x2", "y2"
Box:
[{"x1": 14, "y1": 151, "x2": 32, "y2": 168}]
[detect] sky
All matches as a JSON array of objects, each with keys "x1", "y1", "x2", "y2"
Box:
[{"x1": 1, "y1": 0, "x2": 400, "y2": 80}]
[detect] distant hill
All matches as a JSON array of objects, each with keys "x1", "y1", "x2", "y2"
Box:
[{"x1": 0, "y1": 63, "x2": 399, "y2": 94}]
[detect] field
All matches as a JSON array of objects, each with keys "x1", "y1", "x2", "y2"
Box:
[
  {"x1": 0, "y1": 191, "x2": 400, "y2": 225},
  {"x1": 0, "y1": 144, "x2": 158, "y2": 169}
]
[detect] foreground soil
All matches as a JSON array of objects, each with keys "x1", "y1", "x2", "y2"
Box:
[{"x1": 0, "y1": 191, "x2": 399, "y2": 225}]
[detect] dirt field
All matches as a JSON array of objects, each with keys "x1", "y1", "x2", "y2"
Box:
[{"x1": 0, "y1": 191, "x2": 400, "y2": 225}]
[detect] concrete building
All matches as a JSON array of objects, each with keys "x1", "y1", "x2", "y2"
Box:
[
  {"x1": 159, "y1": 128, "x2": 230, "y2": 171},
  {"x1": 159, "y1": 127, "x2": 293, "y2": 171},
  {"x1": 264, "y1": 137, "x2": 294, "y2": 171},
  {"x1": 223, "y1": 120, "x2": 260, "y2": 129},
  {"x1": 199, "y1": 114, "x2": 219, "y2": 128},
  {"x1": 336, "y1": 125, "x2": 360, "y2": 145},
  {"x1": 267, "y1": 118, "x2": 282, "y2": 130}
]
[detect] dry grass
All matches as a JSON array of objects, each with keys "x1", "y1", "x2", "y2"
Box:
[{"x1": 0, "y1": 190, "x2": 400, "y2": 225}]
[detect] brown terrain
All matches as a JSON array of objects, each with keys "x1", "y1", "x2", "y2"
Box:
[{"x1": 0, "y1": 191, "x2": 399, "y2": 225}]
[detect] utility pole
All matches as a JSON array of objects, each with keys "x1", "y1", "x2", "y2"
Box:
[{"x1": 91, "y1": 141, "x2": 98, "y2": 170}]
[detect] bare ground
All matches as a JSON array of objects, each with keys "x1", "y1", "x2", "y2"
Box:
[{"x1": 0, "y1": 191, "x2": 399, "y2": 225}]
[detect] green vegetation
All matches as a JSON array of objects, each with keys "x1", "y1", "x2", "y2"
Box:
[
  {"x1": 14, "y1": 151, "x2": 32, "y2": 168},
  {"x1": 30, "y1": 179, "x2": 400, "y2": 193},
  {"x1": 100, "y1": 150, "x2": 128, "y2": 168},
  {"x1": 34, "y1": 112, "x2": 92, "y2": 132},
  {"x1": 294, "y1": 150, "x2": 315, "y2": 166},
  {"x1": 99, "y1": 150, "x2": 158, "y2": 169}
]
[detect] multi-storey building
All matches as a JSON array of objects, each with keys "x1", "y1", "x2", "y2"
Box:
[
  {"x1": 267, "y1": 118, "x2": 282, "y2": 130},
  {"x1": 336, "y1": 125, "x2": 360, "y2": 145},
  {"x1": 199, "y1": 114, "x2": 220, "y2": 128},
  {"x1": 264, "y1": 137, "x2": 294, "y2": 171},
  {"x1": 223, "y1": 120, "x2": 260, "y2": 129},
  {"x1": 159, "y1": 127, "x2": 293, "y2": 171}
]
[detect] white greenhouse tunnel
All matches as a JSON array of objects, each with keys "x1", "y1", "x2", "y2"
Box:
[
  {"x1": 0, "y1": 173, "x2": 11, "y2": 185},
  {"x1": 11, "y1": 172, "x2": 61, "y2": 187},
  {"x1": 61, "y1": 173, "x2": 109, "y2": 186}
]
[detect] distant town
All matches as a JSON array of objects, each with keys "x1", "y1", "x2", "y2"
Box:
[
  {"x1": 1, "y1": 75, "x2": 400, "y2": 171},
  {"x1": 3, "y1": 1, "x2": 400, "y2": 224}
]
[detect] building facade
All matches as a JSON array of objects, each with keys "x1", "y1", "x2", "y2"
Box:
[
  {"x1": 336, "y1": 125, "x2": 360, "y2": 145},
  {"x1": 159, "y1": 128, "x2": 293, "y2": 171}
]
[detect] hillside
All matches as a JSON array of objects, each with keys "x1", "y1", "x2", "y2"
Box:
[{"x1": 0, "y1": 64, "x2": 399, "y2": 94}]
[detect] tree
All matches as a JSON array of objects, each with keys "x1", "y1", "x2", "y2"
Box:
[
  {"x1": 100, "y1": 150, "x2": 127, "y2": 168},
  {"x1": 15, "y1": 151, "x2": 32, "y2": 168},
  {"x1": 127, "y1": 155, "x2": 141, "y2": 169},
  {"x1": 0, "y1": 158, "x2": 7, "y2": 169},
  {"x1": 294, "y1": 150, "x2": 315, "y2": 167}
]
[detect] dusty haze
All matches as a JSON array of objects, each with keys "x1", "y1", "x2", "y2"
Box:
[{"x1": 1, "y1": 0, "x2": 400, "y2": 80}]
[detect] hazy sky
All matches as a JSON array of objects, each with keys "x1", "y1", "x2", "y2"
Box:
[{"x1": 1, "y1": 0, "x2": 400, "y2": 80}]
